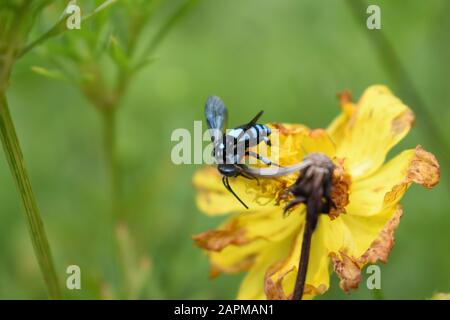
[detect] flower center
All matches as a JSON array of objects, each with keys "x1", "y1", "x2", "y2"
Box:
[{"x1": 284, "y1": 153, "x2": 335, "y2": 220}]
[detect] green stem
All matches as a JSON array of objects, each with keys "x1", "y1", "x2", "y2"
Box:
[
  {"x1": 372, "y1": 288, "x2": 384, "y2": 300},
  {"x1": 0, "y1": 93, "x2": 61, "y2": 299},
  {"x1": 101, "y1": 107, "x2": 128, "y2": 298},
  {"x1": 143, "y1": 0, "x2": 201, "y2": 57},
  {"x1": 102, "y1": 108, "x2": 121, "y2": 220}
]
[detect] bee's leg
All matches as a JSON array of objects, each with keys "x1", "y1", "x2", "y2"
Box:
[
  {"x1": 239, "y1": 171, "x2": 257, "y2": 181},
  {"x1": 245, "y1": 151, "x2": 271, "y2": 165},
  {"x1": 263, "y1": 136, "x2": 271, "y2": 146},
  {"x1": 246, "y1": 151, "x2": 281, "y2": 167},
  {"x1": 237, "y1": 167, "x2": 259, "y2": 185},
  {"x1": 237, "y1": 164, "x2": 259, "y2": 183}
]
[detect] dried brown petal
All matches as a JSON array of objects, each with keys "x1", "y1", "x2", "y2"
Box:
[
  {"x1": 192, "y1": 221, "x2": 248, "y2": 252},
  {"x1": 269, "y1": 123, "x2": 307, "y2": 136},
  {"x1": 264, "y1": 266, "x2": 293, "y2": 300},
  {"x1": 358, "y1": 205, "x2": 403, "y2": 265},
  {"x1": 330, "y1": 251, "x2": 362, "y2": 292},
  {"x1": 385, "y1": 146, "x2": 440, "y2": 206},
  {"x1": 209, "y1": 254, "x2": 256, "y2": 278},
  {"x1": 391, "y1": 110, "x2": 415, "y2": 135},
  {"x1": 407, "y1": 145, "x2": 440, "y2": 188},
  {"x1": 337, "y1": 90, "x2": 353, "y2": 106},
  {"x1": 264, "y1": 245, "x2": 328, "y2": 300},
  {"x1": 329, "y1": 159, "x2": 351, "y2": 219}
]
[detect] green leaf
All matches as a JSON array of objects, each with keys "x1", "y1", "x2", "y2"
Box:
[
  {"x1": 0, "y1": 93, "x2": 62, "y2": 299},
  {"x1": 143, "y1": 0, "x2": 201, "y2": 56},
  {"x1": 19, "y1": 0, "x2": 119, "y2": 58},
  {"x1": 109, "y1": 36, "x2": 129, "y2": 70},
  {"x1": 31, "y1": 65, "x2": 66, "y2": 80},
  {"x1": 82, "y1": 0, "x2": 119, "y2": 21}
]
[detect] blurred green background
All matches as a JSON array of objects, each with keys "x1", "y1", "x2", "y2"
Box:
[{"x1": 0, "y1": 0, "x2": 449, "y2": 299}]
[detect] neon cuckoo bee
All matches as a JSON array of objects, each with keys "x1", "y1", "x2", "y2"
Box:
[{"x1": 205, "y1": 96, "x2": 277, "y2": 209}]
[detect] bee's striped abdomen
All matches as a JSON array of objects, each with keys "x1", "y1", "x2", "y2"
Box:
[{"x1": 227, "y1": 124, "x2": 271, "y2": 147}]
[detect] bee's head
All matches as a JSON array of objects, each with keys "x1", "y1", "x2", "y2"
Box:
[{"x1": 218, "y1": 164, "x2": 237, "y2": 177}]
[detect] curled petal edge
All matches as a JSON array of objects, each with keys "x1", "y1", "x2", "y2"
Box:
[
  {"x1": 192, "y1": 221, "x2": 250, "y2": 252},
  {"x1": 331, "y1": 205, "x2": 403, "y2": 292}
]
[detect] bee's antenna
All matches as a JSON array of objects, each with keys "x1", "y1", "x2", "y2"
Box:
[{"x1": 222, "y1": 176, "x2": 249, "y2": 209}]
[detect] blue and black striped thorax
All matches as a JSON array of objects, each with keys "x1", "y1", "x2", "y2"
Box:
[
  {"x1": 214, "y1": 124, "x2": 272, "y2": 165},
  {"x1": 226, "y1": 124, "x2": 271, "y2": 147}
]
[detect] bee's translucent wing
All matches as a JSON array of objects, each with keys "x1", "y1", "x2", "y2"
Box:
[{"x1": 205, "y1": 96, "x2": 228, "y2": 132}]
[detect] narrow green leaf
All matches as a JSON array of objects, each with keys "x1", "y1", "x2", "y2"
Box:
[
  {"x1": 31, "y1": 65, "x2": 66, "y2": 80},
  {"x1": 82, "y1": 0, "x2": 119, "y2": 21},
  {"x1": 19, "y1": 0, "x2": 119, "y2": 58},
  {"x1": 0, "y1": 93, "x2": 62, "y2": 299},
  {"x1": 144, "y1": 0, "x2": 201, "y2": 56},
  {"x1": 109, "y1": 36, "x2": 129, "y2": 70}
]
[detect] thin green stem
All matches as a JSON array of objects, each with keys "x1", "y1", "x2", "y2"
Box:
[
  {"x1": 102, "y1": 107, "x2": 121, "y2": 220},
  {"x1": 0, "y1": 93, "x2": 61, "y2": 299},
  {"x1": 96, "y1": 0, "x2": 202, "y2": 221},
  {"x1": 372, "y1": 288, "x2": 384, "y2": 300},
  {"x1": 142, "y1": 0, "x2": 200, "y2": 57},
  {"x1": 101, "y1": 107, "x2": 129, "y2": 298},
  {"x1": 18, "y1": 18, "x2": 65, "y2": 59}
]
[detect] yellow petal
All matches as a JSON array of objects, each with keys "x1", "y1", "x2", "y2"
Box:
[
  {"x1": 323, "y1": 205, "x2": 401, "y2": 260},
  {"x1": 205, "y1": 207, "x2": 302, "y2": 275},
  {"x1": 194, "y1": 207, "x2": 301, "y2": 252},
  {"x1": 269, "y1": 124, "x2": 336, "y2": 163},
  {"x1": 237, "y1": 235, "x2": 294, "y2": 300},
  {"x1": 298, "y1": 129, "x2": 336, "y2": 158},
  {"x1": 193, "y1": 167, "x2": 279, "y2": 215},
  {"x1": 266, "y1": 123, "x2": 309, "y2": 166},
  {"x1": 208, "y1": 239, "x2": 268, "y2": 276},
  {"x1": 347, "y1": 146, "x2": 439, "y2": 217},
  {"x1": 231, "y1": 208, "x2": 302, "y2": 242},
  {"x1": 327, "y1": 90, "x2": 357, "y2": 147},
  {"x1": 327, "y1": 205, "x2": 403, "y2": 292},
  {"x1": 431, "y1": 293, "x2": 450, "y2": 300},
  {"x1": 358, "y1": 205, "x2": 403, "y2": 264},
  {"x1": 266, "y1": 221, "x2": 330, "y2": 299},
  {"x1": 332, "y1": 85, "x2": 415, "y2": 178}
]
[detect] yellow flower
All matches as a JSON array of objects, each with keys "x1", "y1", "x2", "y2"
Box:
[
  {"x1": 431, "y1": 293, "x2": 450, "y2": 300},
  {"x1": 192, "y1": 85, "x2": 440, "y2": 299}
]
